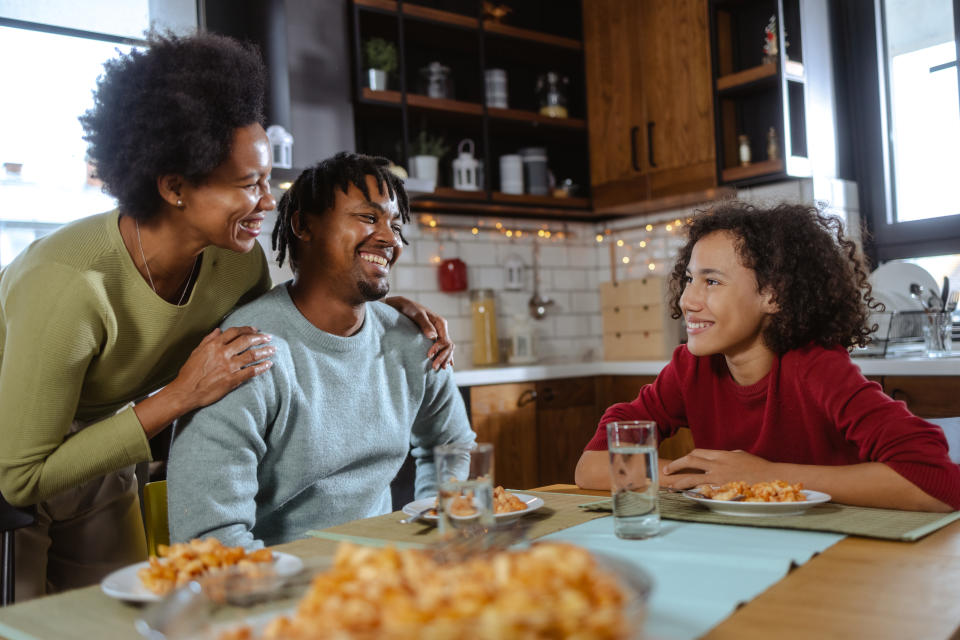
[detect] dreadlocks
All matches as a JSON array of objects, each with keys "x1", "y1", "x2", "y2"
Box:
[{"x1": 272, "y1": 152, "x2": 410, "y2": 269}]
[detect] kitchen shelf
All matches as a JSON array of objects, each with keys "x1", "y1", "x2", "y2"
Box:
[
  {"x1": 482, "y1": 20, "x2": 582, "y2": 50},
  {"x1": 490, "y1": 192, "x2": 590, "y2": 208},
  {"x1": 716, "y1": 63, "x2": 777, "y2": 92},
  {"x1": 410, "y1": 197, "x2": 593, "y2": 220},
  {"x1": 487, "y1": 107, "x2": 586, "y2": 129},
  {"x1": 720, "y1": 159, "x2": 784, "y2": 183},
  {"x1": 406, "y1": 94, "x2": 484, "y2": 115},
  {"x1": 351, "y1": 0, "x2": 590, "y2": 217},
  {"x1": 360, "y1": 88, "x2": 402, "y2": 105}
]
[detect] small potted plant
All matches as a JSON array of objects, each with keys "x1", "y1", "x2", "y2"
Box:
[
  {"x1": 408, "y1": 130, "x2": 450, "y2": 186},
  {"x1": 364, "y1": 38, "x2": 397, "y2": 91}
]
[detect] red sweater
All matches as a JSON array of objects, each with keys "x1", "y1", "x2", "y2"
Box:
[{"x1": 585, "y1": 344, "x2": 960, "y2": 510}]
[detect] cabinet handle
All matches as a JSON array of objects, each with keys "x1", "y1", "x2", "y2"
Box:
[
  {"x1": 630, "y1": 125, "x2": 640, "y2": 172},
  {"x1": 647, "y1": 121, "x2": 657, "y2": 168},
  {"x1": 890, "y1": 388, "x2": 908, "y2": 403},
  {"x1": 517, "y1": 389, "x2": 537, "y2": 407},
  {"x1": 614, "y1": 306, "x2": 620, "y2": 313}
]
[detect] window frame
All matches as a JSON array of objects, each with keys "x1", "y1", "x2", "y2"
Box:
[{"x1": 870, "y1": 0, "x2": 960, "y2": 262}]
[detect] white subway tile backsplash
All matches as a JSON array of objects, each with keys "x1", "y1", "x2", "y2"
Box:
[
  {"x1": 569, "y1": 291, "x2": 600, "y2": 314},
  {"x1": 555, "y1": 314, "x2": 592, "y2": 337},
  {"x1": 568, "y1": 246, "x2": 598, "y2": 268},
  {"x1": 550, "y1": 268, "x2": 589, "y2": 291},
  {"x1": 538, "y1": 244, "x2": 568, "y2": 267},
  {"x1": 459, "y1": 241, "x2": 499, "y2": 266},
  {"x1": 415, "y1": 291, "x2": 462, "y2": 318}
]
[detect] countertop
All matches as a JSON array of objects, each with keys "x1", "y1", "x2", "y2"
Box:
[{"x1": 453, "y1": 355, "x2": 960, "y2": 386}]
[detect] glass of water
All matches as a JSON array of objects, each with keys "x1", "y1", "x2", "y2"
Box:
[
  {"x1": 607, "y1": 421, "x2": 660, "y2": 539},
  {"x1": 434, "y1": 442, "x2": 495, "y2": 538}
]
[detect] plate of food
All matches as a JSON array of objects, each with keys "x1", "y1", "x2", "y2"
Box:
[
  {"x1": 682, "y1": 480, "x2": 831, "y2": 517},
  {"x1": 100, "y1": 538, "x2": 304, "y2": 602},
  {"x1": 402, "y1": 486, "x2": 545, "y2": 524},
  {"x1": 136, "y1": 541, "x2": 652, "y2": 640}
]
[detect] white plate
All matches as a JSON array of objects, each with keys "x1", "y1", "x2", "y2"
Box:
[
  {"x1": 682, "y1": 489, "x2": 832, "y2": 517},
  {"x1": 402, "y1": 493, "x2": 545, "y2": 524},
  {"x1": 100, "y1": 551, "x2": 304, "y2": 602},
  {"x1": 870, "y1": 262, "x2": 940, "y2": 309}
]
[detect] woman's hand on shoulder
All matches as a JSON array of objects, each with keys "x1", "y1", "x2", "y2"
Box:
[
  {"x1": 383, "y1": 296, "x2": 455, "y2": 370},
  {"x1": 168, "y1": 326, "x2": 276, "y2": 411},
  {"x1": 660, "y1": 448, "x2": 775, "y2": 490}
]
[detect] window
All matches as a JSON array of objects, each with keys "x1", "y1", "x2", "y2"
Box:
[
  {"x1": 870, "y1": 0, "x2": 960, "y2": 261},
  {"x1": 0, "y1": 1, "x2": 196, "y2": 267}
]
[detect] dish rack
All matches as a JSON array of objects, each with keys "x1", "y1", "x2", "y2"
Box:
[{"x1": 852, "y1": 310, "x2": 958, "y2": 358}]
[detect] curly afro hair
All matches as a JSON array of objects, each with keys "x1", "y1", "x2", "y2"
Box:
[
  {"x1": 667, "y1": 201, "x2": 878, "y2": 354},
  {"x1": 80, "y1": 31, "x2": 266, "y2": 220},
  {"x1": 272, "y1": 152, "x2": 410, "y2": 270}
]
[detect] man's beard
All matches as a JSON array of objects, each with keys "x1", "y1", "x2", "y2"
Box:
[{"x1": 357, "y1": 278, "x2": 390, "y2": 301}]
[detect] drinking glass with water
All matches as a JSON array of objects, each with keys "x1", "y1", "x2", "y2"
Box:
[
  {"x1": 607, "y1": 421, "x2": 660, "y2": 539},
  {"x1": 434, "y1": 442, "x2": 495, "y2": 539}
]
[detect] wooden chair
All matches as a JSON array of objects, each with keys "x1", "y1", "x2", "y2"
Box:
[
  {"x1": 0, "y1": 493, "x2": 35, "y2": 606},
  {"x1": 142, "y1": 480, "x2": 169, "y2": 558}
]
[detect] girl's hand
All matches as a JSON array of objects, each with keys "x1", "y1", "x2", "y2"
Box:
[
  {"x1": 168, "y1": 326, "x2": 276, "y2": 411},
  {"x1": 384, "y1": 296, "x2": 455, "y2": 370},
  {"x1": 660, "y1": 449, "x2": 775, "y2": 490}
]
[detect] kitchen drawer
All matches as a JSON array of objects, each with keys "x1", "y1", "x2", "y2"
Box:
[
  {"x1": 602, "y1": 303, "x2": 664, "y2": 333},
  {"x1": 600, "y1": 277, "x2": 667, "y2": 309},
  {"x1": 603, "y1": 330, "x2": 674, "y2": 360}
]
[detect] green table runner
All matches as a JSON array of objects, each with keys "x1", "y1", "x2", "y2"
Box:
[
  {"x1": 579, "y1": 491, "x2": 960, "y2": 541},
  {"x1": 307, "y1": 491, "x2": 609, "y2": 547}
]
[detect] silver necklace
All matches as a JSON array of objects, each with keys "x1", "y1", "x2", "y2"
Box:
[{"x1": 135, "y1": 218, "x2": 198, "y2": 306}]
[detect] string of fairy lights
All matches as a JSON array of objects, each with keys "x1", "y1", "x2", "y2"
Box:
[{"x1": 416, "y1": 213, "x2": 692, "y2": 274}]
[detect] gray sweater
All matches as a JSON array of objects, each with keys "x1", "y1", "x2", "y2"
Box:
[{"x1": 167, "y1": 284, "x2": 474, "y2": 548}]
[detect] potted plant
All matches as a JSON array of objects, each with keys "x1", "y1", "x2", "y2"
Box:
[
  {"x1": 364, "y1": 38, "x2": 397, "y2": 91},
  {"x1": 408, "y1": 130, "x2": 450, "y2": 186}
]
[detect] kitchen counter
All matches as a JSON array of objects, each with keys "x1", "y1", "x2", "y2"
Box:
[{"x1": 453, "y1": 355, "x2": 960, "y2": 386}]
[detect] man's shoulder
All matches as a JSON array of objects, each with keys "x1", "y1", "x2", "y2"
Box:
[
  {"x1": 368, "y1": 301, "x2": 423, "y2": 337},
  {"x1": 221, "y1": 283, "x2": 288, "y2": 329}
]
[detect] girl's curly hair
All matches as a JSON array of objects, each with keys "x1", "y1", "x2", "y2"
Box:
[
  {"x1": 80, "y1": 31, "x2": 266, "y2": 220},
  {"x1": 667, "y1": 201, "x2": 878, "y2": 354}
]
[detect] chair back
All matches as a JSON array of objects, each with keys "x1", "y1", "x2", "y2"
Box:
[
  {"x1": 1, "y1": 492, "x2": 36, "y2": 606},
  {"x1": 0, "y1": 494, "x2": 35, "y2": 533},
  {"x1": 143, "y1": 480, "x2": 169, "y2": 557}
]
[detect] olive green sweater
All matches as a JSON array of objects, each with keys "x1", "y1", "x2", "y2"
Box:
[{"x1": 0, "y1": 210, "x2": 270, "y2": 506}]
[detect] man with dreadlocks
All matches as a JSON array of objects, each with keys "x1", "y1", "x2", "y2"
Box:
[{"x1": 167, "y1": 152, "x2": 475, "y2": 548}]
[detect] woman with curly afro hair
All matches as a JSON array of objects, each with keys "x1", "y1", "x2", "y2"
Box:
[
  {"x1": 577, "y1": 202, "x2": 959, "y2": 512},
  {"x1": 0, "y1": 32, "x2": 453, "y2": 599}
]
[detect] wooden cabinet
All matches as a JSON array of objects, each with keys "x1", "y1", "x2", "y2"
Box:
[
  {"x1": 584, "y1": 0, "x2": 717, "y2": 212},
  {"x1": 468, "y1": 378, "x2": 598, "y2": 488},
  {"x1": 882, "y1": 377, "x2": 960, "y2": 419},
  {"x1": 469, "y1": 382, "x2": 539, "y2": 490},
  {"x1": 535, "y1": 377, "x2": 599, "y2": 486}
]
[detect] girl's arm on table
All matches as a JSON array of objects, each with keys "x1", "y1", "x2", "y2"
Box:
[{"x1": 662, "y1": 449, "x2": 953, "y2": 512}]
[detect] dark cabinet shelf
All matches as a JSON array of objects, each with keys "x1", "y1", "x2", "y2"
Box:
[
  {"x1": 350, "y1": 0, "x2": 591, "y2": 218},
  {"x1": 709, "y1": 0, "x2": 839, "y2": 187},
  {"x1": 716, "y1": 62, "x2": 777, "y2": 92}
]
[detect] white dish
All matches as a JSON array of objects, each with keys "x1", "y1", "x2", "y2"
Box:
[
  {"x1": 869, "y1": 262, "x2": 939, "y2": 309},
  {"x1": 682, "y1": 489, "x2": 831, "y2": 517},
  {"x1": 100, "y1": 551, "x2": 304, "y2": 602},
  {"x1": 402, "y1": 493, "x2": 545, "y2": 524}
]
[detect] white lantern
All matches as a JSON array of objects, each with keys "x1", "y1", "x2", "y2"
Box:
[
  {"x1": 452, "y1": 139, "x2": 481, "y2": 191},
  {"x1": 266, "y1": 125, "x2": 294, "y2": 169}
]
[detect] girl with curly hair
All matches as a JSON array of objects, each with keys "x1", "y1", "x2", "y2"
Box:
[
  {"x1": 0, "y1": 32, "x2": 453, "y2": 599},
  {"x1": 576, "y1": 202, "x2": 959, "y2": 512}
]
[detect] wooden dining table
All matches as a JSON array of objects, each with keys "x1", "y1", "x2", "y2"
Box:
[
  {"x1": 540, "y1": 484, "x2": 960, "y2": 640},
  {"x1": 0, "y1": 484, "x2": 957, "y2": 639}
]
